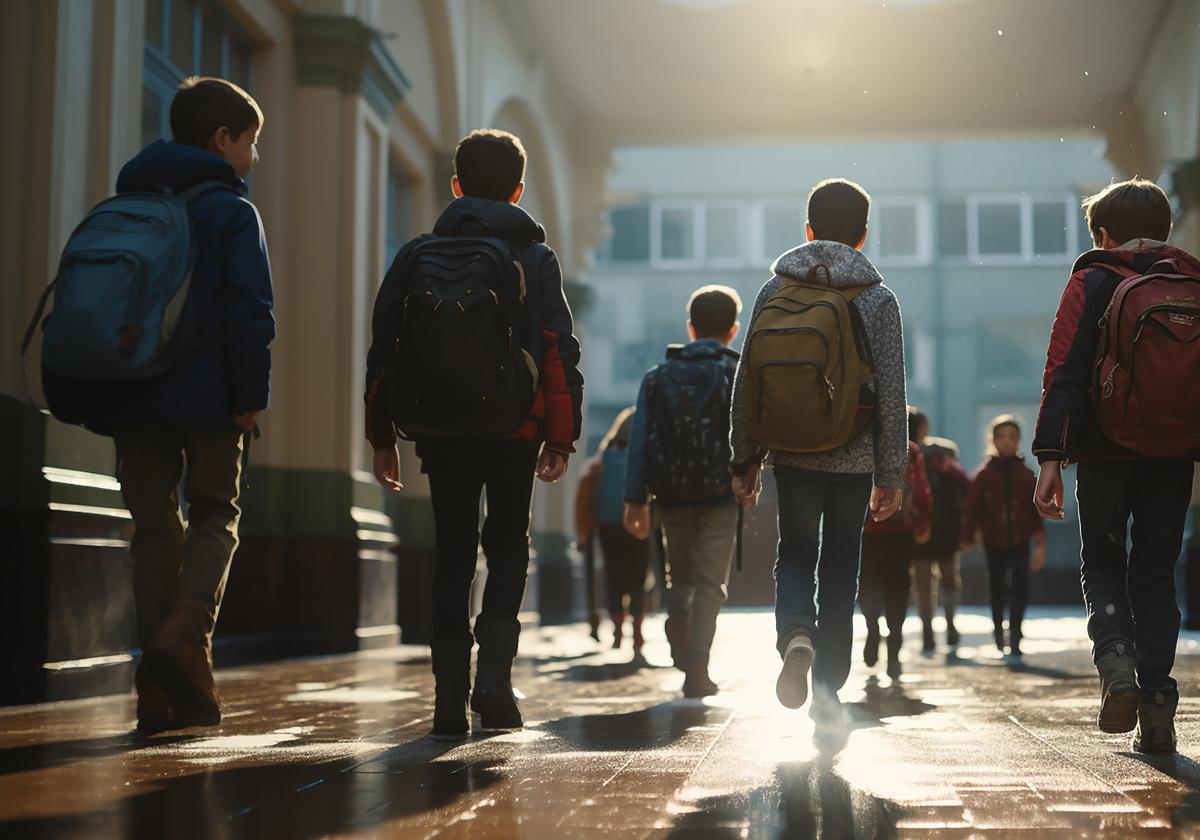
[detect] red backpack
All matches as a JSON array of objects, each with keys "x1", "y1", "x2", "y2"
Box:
[{"x1": 1093, "y1": 255, "x2": 1200, "y2": 457}]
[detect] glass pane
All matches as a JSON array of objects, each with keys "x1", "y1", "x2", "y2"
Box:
[
  {"x1": 659, "y1": 207, "x2": 695, "y2": 261},
  {"x1": 141, "y1": 86, "x2": 164, "y2": 147},
  {"x1": 705, "y1": 205, "x2": 739, "y2": 260},
  {"x1": 228, "y1": 41, "x2": 252, "y2": 86},
  {"x1": 145, "y1": 0, "x2": 164, "y2": 50},
  {"x1": 609, "y1": 205, "x2": 650, "y2": 262},
  {"x1": 938, "y1": 201, "x2": 967, "y2": 256},
  {"x1": 201, "y1": 10, "x2": 225, "y2": 77},
  {"x1": 1033, "y1": 201, "x2": 1067, "y2": 256},
  {"x1": 879, "y1": 204, "x2": 918, "y2": 257},
  {"x1": 169, "y1": 0, "x2": 198, "y2": 74},
  {"x1": 977, "y1": 203, "x2": 1022, "y2": 256},
  {"x1": 762, "y1": 206, "x2": 803, "y2": 259}
]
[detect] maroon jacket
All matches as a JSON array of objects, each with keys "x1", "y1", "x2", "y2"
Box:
[
  {"x1": 960, "y1": 455, "x2": 1044, "y2": 553},
  {"x1": 1033, "y1": 243, "x2": 1200, "y2": 464},
  {"x1": 865, "y1": 441, "x2": 932, "y2": 536}
]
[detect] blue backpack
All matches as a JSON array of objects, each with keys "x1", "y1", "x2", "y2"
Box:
[
  {"x1": 22, "y1": 182, "x2": 234, "y2": 401},
  {"x1": 595, "y1": 445, "x2": 629, "y2": 528}
]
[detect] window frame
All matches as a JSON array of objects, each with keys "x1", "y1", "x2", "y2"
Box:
[
  {"x1": 1028, "y1": 193, "x2": 1079, "y2": 262},
  {"x1": 702, "y1": 200, "x2": 747, "y2": 267},
  {"x1": 754, "y1": 200, "x2": 807, "y2": 266},
  {"x1": 867, "y1": 196, "x2": 933, "y2": 267},
  {"x1": 968, "y1": 193, "x2": 1029, "y2": 264},
  {"x1": 650, "y1": 200, "x2": 703, "y2": 268}
]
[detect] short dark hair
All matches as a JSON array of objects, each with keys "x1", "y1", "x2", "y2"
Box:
[
  {"x1": 908, "y1": 405, "x2": 928, "y2": 442},
  {"x1": 687, "y1": 285, "x2": 742, "y2": 339},
  {"x1": 991, "y1": 414, "x2": 1021, "y2": 438},
  {"x1": 1083, "y1": 177, "x2": 1172, "y2": 247},
  {"x1": 807, "y1": 178, "x2": 870, "y2": 247},
  {"x1": 170, "y1": 77, "x2": 263, "y2": 149},
  {"x1": 454, "y1": 129, "x2": 527, "y2": 201}
]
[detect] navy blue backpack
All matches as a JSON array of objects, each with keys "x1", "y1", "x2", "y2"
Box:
[{"x1": 595, "y1": 445, "x2": 629, "y2": 528}]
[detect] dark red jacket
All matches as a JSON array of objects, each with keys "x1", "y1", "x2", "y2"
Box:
[
  {"x1": 1033, "y1": 243, "x2": 1200, "y2": 464},
  {"x1": 865, "y1": 441, "x2": 932, "y2": 536},
  {"x1": 960, "y1": 455, "x2": 1044, "y2": 553}
]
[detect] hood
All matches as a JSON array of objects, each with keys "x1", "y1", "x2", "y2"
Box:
[
  {"x1": 433, "y1": 196, "x2": 546, "y2": 242},
  {"x1": 665, "y1": 338, "x2": 739, "y2": 362},
  {"x1": 923, "y1": 436, "x2": 960, "y2": 459},
  {"x1": 1072, "y1": 242, "x2": 1200, "y2": 277},
  {"x1": 771, "y1": 240, "x2": 883, "y2": 290},
  {"x1": 116, "y1": 140, "x2": 244, "y2": 194}
]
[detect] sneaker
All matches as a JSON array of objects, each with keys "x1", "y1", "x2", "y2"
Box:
[
  {"x1": 776, "y1": 633, "x2": 815, "y2": 710},
  {"x1": 1132, "y1": 689, "x2": 1178, "y2": 754},
  {"x1": 810, "y1": 688, "x2": 848, "y2": 752},
  {"x1": 863, "y1": 625, "x2": 880, "y2": 668},
  {"x1": 1096, "y1": 641, "x2": 1139, "y2": 734}
]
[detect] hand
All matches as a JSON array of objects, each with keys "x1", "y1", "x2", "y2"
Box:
[
  {"x1": 870, "y1": 486, "x2": 902, "y2": 523},
  {"x1": 372, "y1": 445, "x2": 403, "y2": 492},
  {"x1": 1034, "y1": 461, "x2": 1066, "y2": 521},
  {"x1": 915, "y1": 528, "x2": 931, "y2": 546},
  {"x1": 232, "y1": 410, "x2": 259, "y2": 432},
  {"x1": 623, "y1": 502, "x2": 651, "y2": 541},
  {"x1": 731, "y1": 463, "x2": 762, "y2": 507},
  {"x1": 1032, "y1": 544, "x2": 1047, "y2": 571},
  {"x1": 537, "y1": 450, "x2": 568, "y2": 483}
]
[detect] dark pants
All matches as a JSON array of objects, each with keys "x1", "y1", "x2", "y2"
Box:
[
  {"x1": 1076, "y1": 458, "x2": 1194, "y2": 690},
  {"x1": 774, "y1": 467, "x2": 874, "y2": 696},
  {"x1": 859, "y1": 533, "x2": 914, "y2": 656},
  {"x1": 420, "y1": 439, "x2": 540, "y2": 659},
  {"x1": 986, "y1": 547, "x2": 1030, "y2": 643},
  {"x1": 596, "y1": 523, "x2": 651, "y2": 618}
]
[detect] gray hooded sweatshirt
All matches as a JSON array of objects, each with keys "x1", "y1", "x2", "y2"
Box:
[{"x1": 729, "y1": 240, "x2": 908, "y2": 489}]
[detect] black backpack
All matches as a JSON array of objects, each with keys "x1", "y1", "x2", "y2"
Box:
[
  {"x1": 645, "y1": 344, "x2": 738, "y2": 504},
  {"x1": 387, "y1": 233, "x2": 537, "y2": 438}
]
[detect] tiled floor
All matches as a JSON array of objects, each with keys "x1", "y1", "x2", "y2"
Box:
[{"x1": 3, "y1": 608, "x2": 1200, "y2": 838}]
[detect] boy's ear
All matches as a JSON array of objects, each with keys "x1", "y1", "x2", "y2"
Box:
[
  {"x1": 1099, "y1": 226, "x2": 1118, "y2": 249},
  {"x1": 450, "y1": 175, "x2": 464, "y2": 199},
  {"x1": 855, "y1": 227, "x2": 868, "y2": 251},
  {"x1": 508, "y1": 182, "x2": 524, "y2": 205},
  {"x1": 687, "y1": 320, "x2": 698, "y2": 341},
  {"x1": 805, "y1": 222, "x2": 815, "y2": 242},
  {"x1": 726, "y1": 321, "x2": 740, "y2": 344},
  {"x1": 207, "y1": 126, "x2": 232, "y2": 155}
]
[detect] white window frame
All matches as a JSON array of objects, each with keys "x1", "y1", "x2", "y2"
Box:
[
  {"x1": 868, "y1": 196, "x2": 933, "y2": 267},
  {"x1": 651, "y1": 200, "x2": 703, "y2": 268},
  {"x1": 754, "y1": 200, "x2": 807, "y2": 266},
  {"x1": 935, "y1": 198, "x2": 971, "y2": 262},
  {"x1": 968, "y1": 193, "x2": 1028, "y2": 264},
  {"x1": 702, "y1": 201, "x2": 747, "y2": 267},
  {"x1": 1028, "y1": 193, "x2": 1079, "y2": 262}
]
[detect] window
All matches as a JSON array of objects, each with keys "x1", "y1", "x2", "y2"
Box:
[
  {"x1": 607, "y1": 205, "x2": 651, "y2": 262},
  {"x1": 386, "y1": 163, "x2": 412, "y2": 264},
  {"x1": 1032, "y1": 200, "x2": 1069, "y2": 257},
  {"x1": 142, "y1": 0, "x2": 254, "y2": 147},
  {"x1": 653, "y1": 203, "x2": 699, "y2": 265},
  {"x1": 976, "y1": 201, "x2": 1022, "y2": 256},
  {"x1": 938, "y1": 201, "x2": 968, "y2": 256},
  {"x1": 878, "y1": 203, "x2": 919, "y2": 259},
  {"x1": 761, "y1": 204, "x2": 804, "y2": 262},
  {"x1": 705, "y1": 204, "x2": 741, "y2": 262}
]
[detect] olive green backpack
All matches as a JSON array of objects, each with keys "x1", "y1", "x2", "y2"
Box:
[{"x1": 744, "y1": 264, "x2": 875, "y2": 453}]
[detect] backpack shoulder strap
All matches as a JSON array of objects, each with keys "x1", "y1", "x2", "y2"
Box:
[{"x1": 175, "y1": 180, "x2": 240, "y2": 205}]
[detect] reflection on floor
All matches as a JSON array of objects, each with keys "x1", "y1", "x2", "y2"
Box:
[{"x1": 2, "y1": 608, "x2": 1200, "y2": 838}]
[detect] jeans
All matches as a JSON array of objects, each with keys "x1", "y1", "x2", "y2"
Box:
[
  {"x1": 774, "y1": 467, "x2": 874, "y2": 695},
  {"x1": 115, "y1": 423, "x2": 244, "y2": 648},
  {"x1": 986, "y1": 547, "x2": 1030, "y2": 643},
  {"x1": 1076, "y1": 458, "x2": 1194, "y2": 690},
  {"x1": 420, "y1": 439, "x2": 540, "y2": 659},
  {"x1": 596, "y1": 523, "x2": 651, "y2": 618},
  {"x1": 659, "y1": 502, "x2": 739, "y2": 660},
  {"x1": 859, "y1": 533, "x2": 913, "y2": 656}
]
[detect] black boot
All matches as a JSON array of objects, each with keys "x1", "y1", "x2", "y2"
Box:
[
  {"x1": 682, "y1": 652, "x2": 718, "y2": 698},
  {"x1": 1096, "y1": 640, "x2": 1139, "y2": 734},
  {"x1": 1133, "y1": 688, "x2": 1178, "y2": 754},
  {"x1": 431, "y1": 638, "x2": 472, "y2": 741},
  {"x1": 921, "y1": 623, "x2": 936, "y2": 655},
  {"x1": 471, "y1": 618, "x2": 523, "y2": 730},
  {"x1": 886, "y1": 633, "x2": 903, "y2": 680},
  {"x1": 863, "y1": 622, "x2": 880, "y2": 668}
]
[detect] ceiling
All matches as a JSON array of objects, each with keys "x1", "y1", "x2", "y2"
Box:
[{"x1": 516, "y1": 0, "x2": 1175, "y2": 145}]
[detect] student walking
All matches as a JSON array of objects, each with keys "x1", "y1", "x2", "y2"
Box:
[
  {"x1": 576, "y1": 408, "x2": 652, "y2": 655},
  {"x1": 961, "y1": 416, "x2": 1046, "y2": 657},
  {"x1": 366, "y1": 129, "x2": 583, "y2": 740},
  {"x1": 36, "y1": 78, "x2": 275, "y2": 734},
  {"x1": 859, "y1": 431, "x2": 931, "y2": 680},
  {"x1": 729, "y1": 179, "x2": 908, "y2": 743},
  {"x1": 909, "y1": 408, "x2": 968, "y2": 652},
  {"x1": 1034, "y1": 178, "x2": 1200, "y2": 753},
  {"x1": 624, "y1": 286, "x2": 742, "y2": 698}
]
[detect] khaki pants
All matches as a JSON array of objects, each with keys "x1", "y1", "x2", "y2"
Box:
[
  {"x1": 116, "y1": 423, "x2": 244, "y2": 648},
  {"x1": 912, "y1": 552, "x2": 961, "y2": 629},
  {"x1": 658, "y1": 503, "x2": 738, "y2": 660}
]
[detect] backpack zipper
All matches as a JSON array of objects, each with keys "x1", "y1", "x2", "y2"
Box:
[{"x1": 755, "y1": 359, "x2": 834, "y2": 423}]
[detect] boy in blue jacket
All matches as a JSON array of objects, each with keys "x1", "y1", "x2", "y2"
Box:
[{"x1": 45, "y1": 78, "x2": 275, "y2": 733}]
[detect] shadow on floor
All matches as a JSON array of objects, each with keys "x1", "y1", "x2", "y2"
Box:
[
  {"x1": 847, "y1": 677, "x2": 937, "y2": 729},
  {"x1": 1121, "y1": 751, "x2": 1200, "y2": 826},
  {"x1": 549, "y1": 652, "x2": 669, "y2": 682},
  {"x1": 0, "y1": 734, "x2": 506, "y2": 840},
  {"x1": 0, "y1": 732, "x2": 192, "y2": 778},
  {"x1": 943, "y1": 649, "x2": 1087, "y2": 681},
  {"x1": 542, "y1": 700, "x2": 720, "y2": 752},
  {"x1": 667, "y1": 758, "x2": 903, "y2": 839}
]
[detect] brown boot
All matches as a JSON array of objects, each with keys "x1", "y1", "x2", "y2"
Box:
[
  {"x1": 682, "y1": 653, "x2": 718, "y2": 698},
  {"x1": 611, "y1": 612, "x2": 626, "y2": 649},
  {"x1": 135, "y1": 662, "x2": 176, "y2": 735},
  {"x1": 143, "y1": 599, "x2": 222, "y2": 727},
  {"x1": 664, "y1": 613, "x2": 690, "y2": 672},
  {"x1": 631, "y1": 613, "x2": 646, "y2": 656}
]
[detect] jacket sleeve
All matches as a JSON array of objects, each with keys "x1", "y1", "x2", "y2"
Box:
[
  {"x1": 729, "y1": 281, "x2": 773, "y2": 470},
  {"x1": 364, "y1": 243, "x2": 414, "y2": 450},
  {"x1": 912, "y1": 449, "x2": 933, "y2": 535},
  {"x1": 870, "y1": 293, "x2": 909, "y2": 489},
  {"x1": 959, "y1": 474, "x2": 981, "y2": 545},
  {"x1": 538, "y1": 248, "x2": 584, "y2": 442},
  {"x1": 624, "y1": 374, "x2": 653, "y2": 504},
  {"x1": 221, "y1": 199, "x2": 275, "y2": 413},
  {"x1": 1033, "y1": 268, "x2": 1101, "y2": 463},
  {"x1": 540, "y1": 329, "x2": 575, "y2": 454}
]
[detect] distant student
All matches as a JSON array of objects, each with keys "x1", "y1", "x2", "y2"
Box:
[
  {"x1": 859, "y1": 412, "x2": 932, "y2": 679},
  {"x1": 37, "y1": 78, "x2": 275, "y2": 734},
  {"x1": 1034, "y1": 178, "x2": 1200, "y2": 754},
  {"x1": 365, "y1": 129, "x2": 583, "y2": 740},
  {"x1": 910, "y1": 408, "x2": 968, "y2": 652},
  {"x1": 729, "y1": 178, "x2": 908, "y2": 745},
  {"x1": 961, "y1": 416, "x2": 1046, "y2": 658},
  {"x1": 576, "y1": 408, "x2": 652, "y2": 655},
  {"x1": 624, "y1": 286, "x2": 742, "y2": 698}
]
